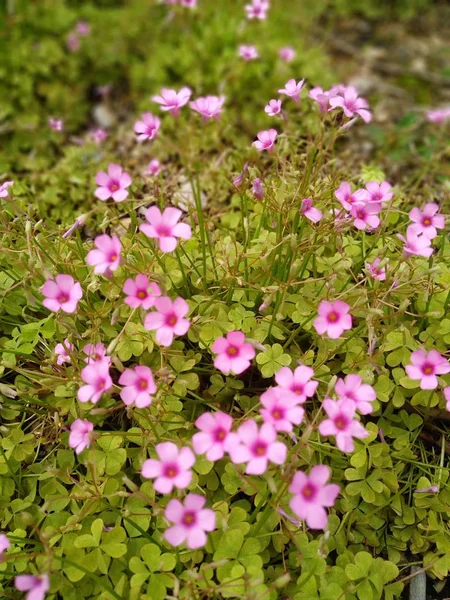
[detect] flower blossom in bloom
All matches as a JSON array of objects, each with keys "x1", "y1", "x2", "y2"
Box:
[
  {"x1": 0, "y1": 534, "x2": 10, "y2": 559},
  {"x1": 405, "y1": 349, "x2": 450, "y2": 390},
  {"x1": 409, "y1": 203, "x2": 445, "y2": 239},
  {"x1": 192, "y1": 411, "x2": 233, "y2": 461},
  {"x1": 279, "y1": 46, "x2": 296, "y2": 62},
  {"x1": 366, "y1": 257, "x2": 386, "y2": 281},
  {"x1": 397, "y1": 225, "x2": 433, "y2": 258},
  {"x1": 181, "y1": 0, "x2": 197, "y2": 7},
  {"x1": 123, "y1": 274, "x2": 161, "y2": 309},
  {"x1": 146, "y1": 159, "x2": 162, "y2": 177},
  {"x1": 313, "y1": 300, "x2": 352, "y2": 339},
  {"x1": 289, "y1": 465, "x2": 339, "y2": 530},
  {"x1": 90, "y1": 128, "x2": 108, "y2": 143},
  {"x1": 42, "y1": 275, "x2": 82, "y2": 314},
  {"x1": 164, "y1": 494, "x2": 216, "y2": 549},
  {"x1": 66, "y1": 33, "x2": 80, "y2": 52},
  {"x1": 264, "y1": 99, "x2": 282, "y2": 116},
  {"x1": 54, "y1": 339, "x2": 73, "y2": 365},
  {"x1": 245, "y1": 0, "x2": 269, "y2": 20},
  {"x1": 83, "y1": 343, "x2": 110, "y2": 364},
  {"x1": 142, "y1": 442, "x2": 195, "y2": 493},
  {"x1": 15, "y1": 574, "x2": 50, "y2": 600},
  {"x1": 329, "y1": 86, "x2": 372, "y2": 123},
  {"x1": 69, "y1": 419, "x2": 94, "y2": 454},
  {"x1": 260, "y1": 387, "x2": 304, "y2": 432},
  {"x1": 300, "y1": 198, "x2": 323, "y2": 223},
  {"x1": 426, "y1": 108, "x2": 450, "y2": 123},
  {"x1": 0, "y1": 181, "x2": 13, "y2": 198},
  {"x1": 190, "y1": 95, "x2": 225, "y2": 121},
  {"x1": 134, "y1": 112, "x2": 161, "y2": 142},
  {"x1": 86, "y1": 234, "x2": 122, "y2": 275},
  {"x1": 144, "y1": 296, "x2": 190, "y2": 346},
  {"x1": 78, "y1": 358, "x2": 112, "y2": 404},
  {"x1": 239, "y1": 45, "x2": 259, "y2": 61},
  {"x1": 350, "y1": 201, "x2": 381, "y2": 230},
  {"x1": 252, "y1": 128, "x2": 277, "y2": 151},
  {"x1": 212, "y1": 331, "x2": 256, "y2": 375},
  {"x1": 335, "y1": 374, "x2": 376, "y2": 415},
  {"x1": 444, "y1": 387, "x2": 450, "y2": 411},
  {"x1": 308, "y1": 87, "x2": 335, "y2": 112},
  {"x1": 278, "y1": 79, "x2": 305, "y2": 103},
  {"x1": 95, "y1": 164, "x2": 131, "y2": 202},
  {"x1": 274, "y1": 365, "x2": 318, "y2": 403},
  {"x1": 252, "y1": 178, "x2": 264, "y2": 200},
  {"x1": 152, "y1": 87, "x2": 192, "y2": 116},
  {"x1": 364, "y1": 180, "x2": 393, "y2": 203},
  {"x1": 119, "y1": 365, "x2": 156, "y2": 408},
  {"x1": 76, "y1": 21, "x2": 90, "y2": 36},
  {"x1": 319, "y1": 398, "x2": 368, "y2": 452},
  {"x1": 140, "y1": 206, "x2": 191, "y2": 252},
  {"x1": 49, "y1": 117, "x2": 63, "y2": 131},
  {"x1": 227, "y1": 420, "x2": 287, "y2": 475},
  {"x1": 334, "y1": 182, "x2": 368, "y2": 211}
]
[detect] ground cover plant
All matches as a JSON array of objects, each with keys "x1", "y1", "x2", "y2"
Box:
[{"x1": 0, "y1": 1, "x2": 449, "y2": 599}]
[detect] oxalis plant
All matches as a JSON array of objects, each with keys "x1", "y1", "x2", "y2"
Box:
[{"x1": 1, "y1": 1, "x2": 450, "y2": 600}]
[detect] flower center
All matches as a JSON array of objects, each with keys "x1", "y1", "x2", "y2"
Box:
[
  {"x1": 423, "y1": 218, "x2": 431, "y2": 226},
  {"x1": 292, "y1": 385, "x2": 304, "y2": 396},
  {"x1": 97, "y1": 378, "x2": 106, "y2": 390},
  {"x1": 327, "y1": 311, "x2": 338, "y2": 323},
  {"x1": 110, "y1": 254, "x2": 118, "y2": 262},
  {"x1": 214, "y1": 428, "x2": 227, "y2": 442},
  {"x1": 157, "y1": 225, "x2": 171, "y2": 237},
  {"x1": 137, "y1": 290, "x2": 147, "y2": 299},
  {"x1": 226, "y1": 345, "x2": 239, "y2": 357},
  {"x1": 166, "y1": 314, "x2": 178, "y2": 327},
  {"x1": 422, "y1": 364, "x2": 434, "y2": 375},
  {"x1": 58, "y1": 293, "x2": 69, "y2": 304},
  {"x1": 182, "y1": 511, "x2": 196, "y2": 527},
  {"x1": 335, "y1": 415, "x2": 348, "y2": 430},
  {"x1": 109, "y1": 182, "x2": 120, "y2": 192},
  {"x1": 137, "y1": 379, "x2": 148, "y2": 390},
  {"x1": 302, "y1": 483, "x2": 316, "y2": 500},
  {"x1": 272, "y1": 408, "x2": 284, "y2": 420},
  {"x1": 164, "y1": 464, "x2": 179, "y2": 479},
  {"x1": 253, "y1": 441, "x2": 267, "y2": 457}
]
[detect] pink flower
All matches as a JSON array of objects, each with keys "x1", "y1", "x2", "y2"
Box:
[
  {"x1": 69, "y1": 419, "x2": 94, "y2": 454},
  {"x1": 366, "y1": 257, "x2": 386, "y2": 281},
  {"x1": 49, "y1": 117, "x2": 63, "y2": 131},
  {"x1": 319, "y1": 398, "x2": 368, "y2": 452},
  {"x1": 164, "y1": 494, "x2": 216, "y2": 549},
  {"x1": 279, "y1": 46, "x2": 296, "y2": 62},
  {"x1": 190, "y1": 95, "x2": 225, "y2": 121},
  {"x1": 140, "y1": 206, "x2": 192, "y2": 252},
  {"x1": 83, "y1": 343, "x2": 110, "y2": 364},
  {"x1": 364, "y1": 181, "x2": 393, "y2": 203},
  {"x1": 227, "y1": 420, "x2": 287, "y2": 475},
  {"x1": 278, "y1": 78, "x2": 305, "y2": 103},
  {"x1": 0, "y1": 534, "x2": 10, "y2": 559},
  {"x1": 144, "y1": 296, "x2": 190, "y2": 346},
  {"x1": 409, "y1": 203, "x2": 445, "y2": 239},
  {"x1": 152, "y1": 87, "x2": 192, "y2": 116},
  {"x1": 181, "y1": 0, "x2": 197, "y2": 7},
  {"x1": 329, "y1": 86, "x2": 372, "y2": 123},
  {"x1": 397, "y1": 225, "x2": 433, "y2": 258},
  {"x1": 134, "y1": 112, "x2": 161, "y2": 142},
  {"x1": 313, "y1": 300, "x2": 352, "y2": 339},
  {"x1": 252, "y1": 128, "x2": 277, "y2": 151},
  {"x1": 289, "y1": 465, "x2": 339, "y2": 530},
  {"x1": 264, "y1": 99, "x2": 282, "y2": 116},
  {"x1": 300, "y1": 198, "x2": 323, "y2": 223},
  {"x1": 405, "y1": 349, "x2": 450, "y2": 390},
  {"x1": 274, "y1": 365, "x2": 318, "y2": 403},
  {"x1": 212, "y1": 331, "x2": 256, "y2": 375},
  {"x1": 335, "y1": 374, "x2": 376, "y2": 415},
  {"x1": 239, "y1": 45, "x2": 259, "y2": 61},
  {"x1": 146, "y1": 159, "x2": 162, "y2": 176},
  {"x1": 15, "y1": 574, "x2": 50, "y2": 600},
  {"x1": 350, "y1": 202, "x2": 381, "y2": 230},
  {"x1": 192, "y1": 411, "x2": 233, "y2": 461},
  {"x1": 95, "y1": 164, "x2": 132, "y2": 202},
  {"x1": 66, "y1": 33, "x2": 80, "y2": 52},
  {"x1": 245, "y1": 0, "x2": 269, "y2": 20},
  {"x1": 86, "y1": 234, "x2": 122, "y2": 275},
  {"x1": 119, "y1": 366, "x2": 156, "y2": 408},
  {"x1": 444, "y1": 387, "x2": 450, "y2": 411},
  {"x1": 142, "y1": 442, "x2": 195, "y2": 493},
  {"x1": 252, "y1": 178, "x2": 264, "y2": 200},
  {"x1": 90, "y1": 128, "x2": 108, "y2": 143},
  {"x1": 334, "y1": 182, "x2": 368, "y2": 211},
  {"x1": 54, "y1": 339, "x2": 73, "y2": 365},
  {"x1": 308, "y1": 87, "x2": 334, "y2": 112},
  {"x1": 76, "y1": 21, "x2": 90, "y2": 36},
  {"x1": 42, "y1": 274, "x2": 82, "y2": 314},
  {"x1": 62, "y1": 214, "x2": 86, "y2": 239},
  {"x1": 426, "y1": 108, "x2": 450, "y2": 123},
  {"x1": 0, "y1": 181, "x2": 13, "y2": 198},
  {"x1": 77, "y1": 358, "x2": 113, "y2": 404},
  {"x1": 260, "y1": 387, "x2": 304, "y2": 432},
  {"x1": 123, "y1": 274, "x2": 161, "y2": 309},
  {"x1": 233, "y1": 162, "x2": 249, "y2": 188}
]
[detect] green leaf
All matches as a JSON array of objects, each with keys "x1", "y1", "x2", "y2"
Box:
[
  {"x1": 213, "y1": 529, "x2": 245, "y2": 560},
  {"x1": 140, "y1": 543, "x2": 161, "y2": 572}
]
